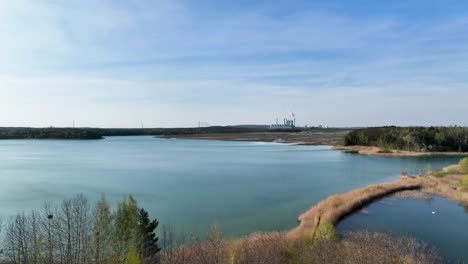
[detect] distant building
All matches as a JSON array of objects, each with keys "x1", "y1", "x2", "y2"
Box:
[{"x1": 270, "y1": 112, "x2": 296, "y2": 129}]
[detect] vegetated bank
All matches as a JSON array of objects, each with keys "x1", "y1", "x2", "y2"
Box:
[{"x1": 336, "y1": 126, "x2": 468, "y2": 156}]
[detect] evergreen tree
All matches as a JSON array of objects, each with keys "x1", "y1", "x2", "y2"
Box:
[{"x1": 137, "y1": 208, "x2": 161, "y2": 263}]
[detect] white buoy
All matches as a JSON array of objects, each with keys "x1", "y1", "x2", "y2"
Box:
[{"x1": 432, "y1": 211, "x2": 436, "y2": 214}]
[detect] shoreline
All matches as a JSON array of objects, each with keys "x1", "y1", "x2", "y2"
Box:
[
  {"x1": 287, "y1": 161, "x2": 468, "y2": 240},
  {"x1": 334, "y1": 145, "x2": 468, "y2": 157},
  {"x1": 287, "y1": 176, "x2": 423, "y2": 239},
  {"x1": 157, "y1": 130, "x2": 350, "y2": 146}
]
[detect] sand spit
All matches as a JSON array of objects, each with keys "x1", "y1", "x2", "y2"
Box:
[
  {"x1": 288, "y1": 160, "x2": 468, "y2": 240},
  {"x1": 287, "y1": 176, "x2": 423, "y2": 239}
]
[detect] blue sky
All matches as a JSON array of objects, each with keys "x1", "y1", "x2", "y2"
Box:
[{"x1": 1, "y1": 0, "x2": 468, "y2": 127}]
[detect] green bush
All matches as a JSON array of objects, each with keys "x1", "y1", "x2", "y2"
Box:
[
  {"x1": 433, "y1": 170, "x2": 447, "y2": 178},
  {"x1": 459, "y1": 157, "x2": 468, "y2": 174},
  {"x1": 125, "y1": 246, "x2": 142, "y2": 264},
  {"x1": 460, "y1": 175, "x2": 468, "y2": 191},
  {"x1": 314, "y1": 222, "x2": 337, "y2": 241}
]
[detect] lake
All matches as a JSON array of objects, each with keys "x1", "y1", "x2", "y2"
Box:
[
  {"x1": 0, "y1": 136, "x2": 461, "y2": 238},
  {"x1": 337, "y1": 195, "x2": 468, "y2": 263}
]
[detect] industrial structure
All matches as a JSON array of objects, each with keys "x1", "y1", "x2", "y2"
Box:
[{"x1": 270, "y1": 112, "x2": 296, "y2": 129}]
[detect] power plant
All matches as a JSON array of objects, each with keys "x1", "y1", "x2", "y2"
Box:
[{"x1": 270, "y1": 112, "x2": 296, "y2": 129}]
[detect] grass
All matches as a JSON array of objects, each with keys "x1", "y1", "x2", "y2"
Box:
[
  {"x1": 459, "y1": 157, "x2": 468, "y2": 174},
  {"x1": 460, "y1": 175, "x2": 468, "y2": 191},
  {"x1": 429, "y1": 157, "x2": 468, "y2": 178},
  {"x1": 344, "y1": 150, "x2": 359, "y2": 154},
  {"x1": 314, "y1": 222, "x2": 337, "y2": 241},
  {"x1": 432, "y1": 170, "x2": 447, "y2": 178},
  {"x1": 161, "y1": 229, "x2": 441, "y2": 264}
]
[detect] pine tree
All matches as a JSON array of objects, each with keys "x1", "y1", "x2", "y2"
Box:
[{"x1": 137, "y1": 208, "x2": 161, "y2": 263}]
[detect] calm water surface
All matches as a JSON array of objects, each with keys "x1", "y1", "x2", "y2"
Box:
[
  {"x1": 0, "y1": 136, "x2": 461, "y2": 237},
  {"x1": 337, "y1": 196, "x2": 468, "y2": 263}
]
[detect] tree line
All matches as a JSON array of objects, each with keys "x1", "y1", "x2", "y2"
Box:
[
  {"x1": 345, "y1": 126, "x2": 468, "y2": 152},
  {"x1": 0, "y1": 127, "x2": 271, "y2": 140},
  {"x1": 1, "y1": 195, "x2": 159, "y2": 264},
  {"x1": 0, "y1": 126, "x2": 346, "y2": 140}
]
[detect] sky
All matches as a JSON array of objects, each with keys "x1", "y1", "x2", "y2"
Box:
[{"x1": 1, "y1": 0, "x2": 468, "y2": 128}]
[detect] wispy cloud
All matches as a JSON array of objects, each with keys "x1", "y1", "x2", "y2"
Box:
[{"x1": 1, "y1": 0, "x2": 468, "y2": 127}]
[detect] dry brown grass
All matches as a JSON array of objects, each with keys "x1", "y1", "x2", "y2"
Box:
[
  {"x1": 160, "y1": 229, "x2": 441, "y2": 264},
  {"x1": 288, "y1": 176, "x2": 423, "y2": 239}
]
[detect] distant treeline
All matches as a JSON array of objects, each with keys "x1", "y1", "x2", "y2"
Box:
[
  {"x1": 0, "y1": 126, "x2": 313, "y2": 140},
  {"x1": 345, "y1": 126, "x2": 468, "y2": 152},
  {"x1": 0, "y1": 127, "x2": 103, "y2": 139}
]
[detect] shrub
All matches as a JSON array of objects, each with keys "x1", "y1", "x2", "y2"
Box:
[
  {"x1": 377, "y1": 149, "x2": 393, "y2": 154},
  {"x1": 314, "y1": 222, "x2": 336, "y2": 241},
  {"x1": 125, "y1": 246, "x2": 142, "y2": 264},
  {"x1": 459, "y1": 158, "x2": 468, "y2": 174},
  {"x1": 432, "y1": 170, "x2": 447, "y2": 178},
  {"x1": 460, "y1": 175, "x2": 468, "y2": 191}
]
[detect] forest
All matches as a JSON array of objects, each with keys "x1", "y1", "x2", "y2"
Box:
[{"x1": 345, "y1": 126, "x2": 468, "y2": 152}]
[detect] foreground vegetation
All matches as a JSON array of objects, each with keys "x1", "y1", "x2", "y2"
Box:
[
  {"x1": 0, "y1": 195, "x2": 159, "y2": 264},
  {"x1": 0, "y1": 194, "x2": 442, "y2": 264},
  {"x1": 345, "y1": 126, "x2": 468, "y2": 152},
  {"x1": 160, "y1": 227, "x2": 440, "y2": 264}
]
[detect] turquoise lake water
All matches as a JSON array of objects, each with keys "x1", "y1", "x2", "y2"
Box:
[
  {"x1": 0, "y1": 136, "x2": 463, "y2": 239},
  {"x1": 337, "y1": 196, "x2": 468, "y2": 263}
]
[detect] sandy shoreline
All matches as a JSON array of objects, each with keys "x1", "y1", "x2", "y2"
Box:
[{"x1": 334, "y1": 145, "x2": 468, "y2": 157}]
